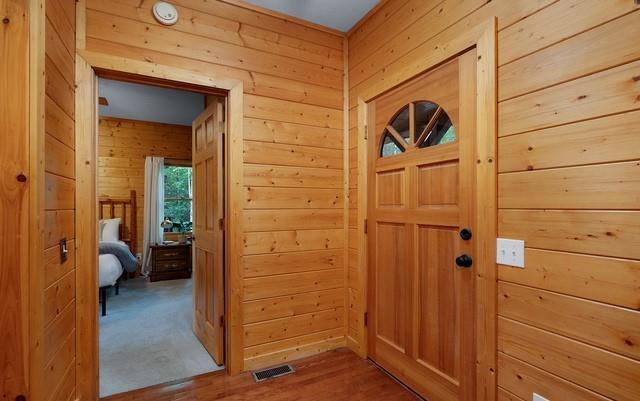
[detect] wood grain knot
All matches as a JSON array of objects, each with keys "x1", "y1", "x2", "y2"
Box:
[{"x1": 16, "y1": 174, "x2": 27, "y2": 182}]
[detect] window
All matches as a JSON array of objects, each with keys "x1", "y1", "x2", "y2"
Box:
[
  {"x1": 164, "y1": 165, "x2": 193, "y2": 233},
  {"x1": 390, "y1": 105, "x2": 411, "y2": 143},
  {"x1": 379, "y1": 100, "x2": 456, "y2": 158},
  {"x1": 381, "y1": 128, "x2": 405, "y2": 157},
  {"x1": 416, "y1": 101, "x2": 455, "y2": 148}
]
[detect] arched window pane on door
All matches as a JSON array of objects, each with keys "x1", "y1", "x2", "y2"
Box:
[
  {"x1": 414, "y1": 101, "x2": 439, "y2": 140},
  {"x1": 390, "y1": 105, "x2": 411, "y2": 143},
  {"x1": 379, "y1": 100, "x2": 456, "y2": 158},
  {"x1": 418, "y1": 110, "x2": 455, "y2": 148},
  {"x1": 381, "y1": 129, "x2": 405, "y2": 157}
]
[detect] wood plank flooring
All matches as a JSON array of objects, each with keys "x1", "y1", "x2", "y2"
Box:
[{"x1": 101, "y1": 348, "x2": 420, "y2": 401}]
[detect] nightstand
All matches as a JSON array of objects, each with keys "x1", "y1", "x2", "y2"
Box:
[{"x1": 149, "y1": 242, "x2": 192, "y2": 282}]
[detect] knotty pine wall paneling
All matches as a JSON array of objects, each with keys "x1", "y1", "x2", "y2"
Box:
[
  {"x1": 0, "y1": 0, "x2": 30, "y2": 399},
  {"x1": 43, "y1": 0, "x2": 78, "y2": 399},
  {"x1": 98, "y1": 117, "x2": 192, "y2": 253},
  {"x1": 79, "y1": 0, "x2": 346, "y2": 371},
  {"x1": 347, "y1": 0, "x2": 640, "y2": 400}
]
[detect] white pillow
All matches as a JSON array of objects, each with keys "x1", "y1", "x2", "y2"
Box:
[
  {"x1": 100, "y1": 218, "x2": 120, "y2": 242},
  {"x1": 98, "y1": 220, "x2": 106, "y2": 241}
]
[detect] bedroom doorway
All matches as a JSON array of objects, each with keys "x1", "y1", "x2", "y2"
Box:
[{"x1": 94, "y1": 76, "x2": 229, "y2": 397}]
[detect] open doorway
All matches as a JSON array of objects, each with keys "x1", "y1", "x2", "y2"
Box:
[{"x1": 95, "y1": 78, "x2": 227, "y2": 397}]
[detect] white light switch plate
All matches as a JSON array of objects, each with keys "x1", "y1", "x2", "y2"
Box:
[
  {"x1": 533, "y1": 393, "x2": 550, "y2": 401},
  {"x1": 496, "y1": 238, "x2": 525, "y2": 268}
]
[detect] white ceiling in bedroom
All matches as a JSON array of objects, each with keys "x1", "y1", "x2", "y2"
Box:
[
  {"x1": 98, "y1": 79, "x2": 205, "y2": 126},
  {"x1": 242, "y1": 0, "x2": 379, "y2": 32}
]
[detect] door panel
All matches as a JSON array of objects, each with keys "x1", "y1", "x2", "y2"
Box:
[
  {"x1": 192, "y1": 97, "x2": 225, "y2": 365},
  {"x1": 417, "y1": 226, "x2": 459, "y2": 379},
  {"x1": 377, "y1": 170, "x2": 405, "y2": 207},
  {"x1": 418, "y1": 162, "x2": 459, "y2": 206},
  {"x1": 368, "y1": 50, "x2": 477, "y2": 401},
  {"x1": 375, "y1": 222, "x2": 409, "y2": 352}
]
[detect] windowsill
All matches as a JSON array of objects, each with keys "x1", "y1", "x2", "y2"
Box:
[{"x1": 164, "y1": 232, "x2": 193, "y2": 241}]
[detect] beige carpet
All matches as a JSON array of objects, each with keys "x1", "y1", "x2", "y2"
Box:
[{"x1": 99, "y1": 277, "x2": 223, "y2": 397}]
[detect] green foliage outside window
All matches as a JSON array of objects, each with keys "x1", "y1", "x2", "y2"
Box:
[{"x1": 164, "y1": 165, "x2": 193, "y2": 232}]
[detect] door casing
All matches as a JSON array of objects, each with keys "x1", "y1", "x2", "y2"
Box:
[
  {"x1": 355, "y1": 19, "x2": 498, "y2": 400},
  {"x1": 74, "y1": 52, "x2": 245, "y2": 400}
]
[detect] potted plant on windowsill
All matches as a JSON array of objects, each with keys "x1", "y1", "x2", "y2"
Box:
[
  {"x1": 176, "y1": 221, "x2": 192, "y2": 244},
  {"x1": 178, "y1": 228, "x2": 188, "y2": 244},
  {"x1": 162, "y1": 219, "x2": 193, "y2": 244}
]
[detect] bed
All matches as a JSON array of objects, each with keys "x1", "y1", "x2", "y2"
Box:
[{"x1": 99, "y1": 190, "x2": 139, "y2": 316}]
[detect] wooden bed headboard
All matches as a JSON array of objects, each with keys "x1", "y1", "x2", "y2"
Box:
[{"x1": 99, "y1": 190, "x2": 137, "y2": 255}]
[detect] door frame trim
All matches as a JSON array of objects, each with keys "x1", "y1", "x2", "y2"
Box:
[
  {"x1": 355, "y1": 18, "x2": 497, "y2": 400},
  {"x1": 74, "y1": 50, "x2": 245, "y2": 400}
]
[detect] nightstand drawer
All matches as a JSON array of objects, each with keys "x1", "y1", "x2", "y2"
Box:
[
  {"x1": 154, "y1": 259, "x2": 187, "y2": 272},
  {"x1": 155, "y1": 247, "x2": 188, "y2": 261}
]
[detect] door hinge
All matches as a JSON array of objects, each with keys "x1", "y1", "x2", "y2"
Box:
[
  {"x1": 364, "y1": 124, "x2": 368, "y2": 140},
  {"x1": 364, "y1": 218, "x2": 368, "y2": 234},
  {"x1": 364, "y1": 312, "x2": 368, "y2": 327},
  {"x1": 220, "y1": 315, "x2": 225, "y2": 328},
  {"x1": 218, "y1": 218, "x2": 225, "y2": 230}
]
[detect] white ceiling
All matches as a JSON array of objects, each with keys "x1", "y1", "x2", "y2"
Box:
[
  {"x1": 98, "y1": 79, "x2": 205, "y2": 126},
  {"x1": 243, "y1": 0, "x2": 379, "y2": 32}
]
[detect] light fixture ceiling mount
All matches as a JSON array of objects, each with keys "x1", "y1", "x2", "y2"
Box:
[{"x1": 152, "y1": 1, "x2": 179, "y2": 26}]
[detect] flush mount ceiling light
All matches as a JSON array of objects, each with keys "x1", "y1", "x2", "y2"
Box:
[{"x1": 152, "y1": 1, "x2": 179, "y2": 26}]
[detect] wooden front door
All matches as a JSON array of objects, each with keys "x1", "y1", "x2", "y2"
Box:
[
  {"x1": 367, "y1": 50, "x2": 477, "y2": 401},
  {"x1": 192, "y1": 97, "x2": 226, "y2": 365}
]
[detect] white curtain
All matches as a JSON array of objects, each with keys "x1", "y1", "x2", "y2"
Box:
[{"x1": 142, "y1": 156, "x2": 165, "y2": 275}]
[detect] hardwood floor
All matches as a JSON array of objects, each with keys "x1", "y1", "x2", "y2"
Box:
[{"x1": 101, "y1": 348, "x2": 420, "y2": 401}]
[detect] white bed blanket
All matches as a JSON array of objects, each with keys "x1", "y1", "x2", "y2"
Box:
[{"x1": 99, "y1": 253, "x2": 123, "y2": 287}]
